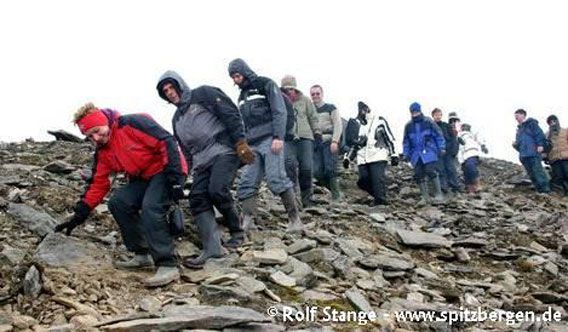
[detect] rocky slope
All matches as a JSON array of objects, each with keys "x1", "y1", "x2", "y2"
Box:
[{"x1": 0, "y1": 138, "x2": 567, "y2": 331}]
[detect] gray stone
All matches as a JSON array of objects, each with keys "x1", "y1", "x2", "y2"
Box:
[
  {"x1": 224, "y1": 323, "x2": 286, "y2": 332},
  {"x1": 283, "y1": 257, "x2": 315, "y2": 287},
  {"x1": 138, "y1": 296, "x2": 162, "y2": 312},
  {"x1": 358, "y1": 254, "x2": 415, "y2": 271},
  {"x1": 397, "y1": 229, "x2": 453, "y2": 248},
  {"x1": 0, "y1": 245, "x2": 26, "y2": 266},
  {"x1": 406, "y1": 292, "x2": 424, "y2": 303},
  {"x1": 0, "y1": 175, "x2": 21, "y2": 185},
  {"x1": 198, "y1": 285, "x2": 253, "y2": 304},
  {"x1": 383, "y1": 271, "x2": 407, "y2": 279},
  {"x1": 23, "y1": 265, "x2": 41, "y2": 298},
  {"x1": 544, "y1": 261, "x2": 559, "y2": 276},
  {"x1": 453, "y1": 247, "x2": 471, "y2": 262},
  {"x1": 452, "y1": 237, "x2": 488, "y2": 248},
  {"x1": 356, "y1": 279, "x2": 376, "y2": 290},
  {"x1": 414, "y1": 267, "x2": 438, "y2": 280},
  {"x1": 335, "y1": 238, "x2": 363, "y2": 259},
  {"x1": 1, "y1": 164, "x2": 41, "y2": 172},
  {"x1": 301, "y1": 289, "x2": 339, "y2": 302},
  {"x1": 286, "y1": 239, "x2": 317, "y2": 255},
  {"x1": 305, "y1": 230, "x2": 333, "y2": 245},
  {"x1": 295, "y1": 248, "x2": 340, "y2": 264},
  {"x1": 531, "y1": 292, "x2": 568, "y2": 303},
  {"x1": 44, "y1": 160, "x2": 75, "y2": 174},
  {"x1": 369, "y1": 213, "x2": 386, "y2": 223},
  {"x1": 103, "y1": 305, "x2": 270, "y2": 331},
  {"x1": 34, "y1": 233, "x2": 107, "y2": 268},
  {"x1": 45, "y1": 324, "x2": 75, "y2": 332},
  {"x1": 344, "y1": 289, "x2": 373, "y2": 313},
  {"x1": 372, "y1": 269, "x2": 391, "y2": 287},
  {"x1": 47, "y1": 130, "x2": 84, "y2": 143},
  {"x1": 252, "y1": 249, "x2": 288, "y2": 265},
  {"x1": 269, "y1": 271, "x2": 296, "y2": 288},
  {"x1": 204, "y1": 273, "x2": 240, "y2": 285},
  {"x1": 7, "y1": 203, "x2": 59, "y2": 237},
  {"x1": 235, "y1": 276, "x2": 266, "y2": 293}
]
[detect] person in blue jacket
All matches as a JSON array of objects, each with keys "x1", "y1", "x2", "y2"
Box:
[
  {"x1": 512, "y1": 109, "x2": 551, "y2": 193},
  {"x1": 403, "y1": 102, "x2": 446, "y2": 203}
]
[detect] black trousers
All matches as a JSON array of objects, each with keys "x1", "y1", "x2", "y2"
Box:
[
  {"x1": 107, "y1": 172, "x2": 176, "y2": 267},
  {"x1": 414, "y1": 160, "x2": 438, "y2": 183},
  {"x1": 357, "y1": 161, "x2": 388, "y2": 203},
  {"x1": 551, "y1": 160, "x2": 568, "y2": 193},
  {"x1": 189, "y1": 153, "x2": 243, "y2": 234}
]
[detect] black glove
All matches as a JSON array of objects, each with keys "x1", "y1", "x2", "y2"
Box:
[
  {"x1": 170, "y1": 184, "x2": 185, "y2": 202},
  {"x1": 390, "y1": 155, "x2": 399, "y2": 167},
  {"x1": 54, "y1": 201, "x2": 90, "y2": 236},
  {"x1": 167, "y1": 173, "x2": 186, "y2": 202},
  {"x1": 481, "y1": 145, "x2": 489, "y2": 154},
  {"x1": 458, "y1": 137, "x2": 465, "y2": 145}
]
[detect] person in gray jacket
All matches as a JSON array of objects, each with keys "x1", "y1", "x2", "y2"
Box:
[
  {"x1": 310, "y1": 84, "x2": 342, "y2": 200},
  {"x1": 157, "y1": 71, "x2": 255, "y2": 268},
  {"x1": 228, "y1": 58, "x2": 303, "y2": 233}
]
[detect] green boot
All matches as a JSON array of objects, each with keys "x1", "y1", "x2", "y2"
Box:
[
  {"x1": 329, "y1": 177, "x2": 343, "y2": 201},
  {"x1": 240, "y1": 197, "x2": 258, "y2": 231},
  {"x1": 183, "y1": 210, "x2": 225, "y2": 269},
  {"x1": 430, "y1": 176, "x2": 446, "y2": 204},
  {"x1": 418, "y1": 181, "x2": 430, "y2": 204}
]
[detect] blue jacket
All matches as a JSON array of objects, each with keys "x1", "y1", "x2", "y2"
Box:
[
  {"x1": 514, "y1": 118, "x2": 546, "y2": 158},
  {"x1": 403, "y1": 114, "x2": 446, "y2": 166}
]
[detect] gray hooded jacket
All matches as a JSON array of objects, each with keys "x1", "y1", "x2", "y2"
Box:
[
  {"x1": 228, "y1": 59, "x2": 287, "y2": 144},
  {"x1": 157, "y1": 70, "x2": 244, "y2": 172}
]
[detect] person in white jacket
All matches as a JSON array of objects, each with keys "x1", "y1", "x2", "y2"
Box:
[
  {"x1": 457, "y1": 123, "x2": 488, "y2": 193},
  {"x1": 346, "y1": 102, "x2": 397, "y2": 205}
]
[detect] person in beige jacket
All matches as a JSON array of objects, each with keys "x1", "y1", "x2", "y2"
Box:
[
  {"x1": 309, "y1": 84, "x2": 343, "y2": 200},
  {"x1": 545, "y1": 115, "x2": 568, "y2": 196},
  {"x1": 281, "y1": 75, "x2": 322, "y2": 207}
]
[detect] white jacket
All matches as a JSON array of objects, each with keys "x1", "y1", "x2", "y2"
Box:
[
  {"x1": 457, "y1": 131, "x2": 482, "y2": 164},
  {"x1": 356, "y1": 114, "x2": 396, "y2": 165}
]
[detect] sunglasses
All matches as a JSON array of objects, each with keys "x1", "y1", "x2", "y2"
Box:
[{"x1": 310, "y1": 92, "x2": 321, "y2": 96}]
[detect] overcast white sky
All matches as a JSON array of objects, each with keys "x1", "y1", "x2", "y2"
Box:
[{"x1": 1, "y1": 0, "x2": 566, "y2": 163}]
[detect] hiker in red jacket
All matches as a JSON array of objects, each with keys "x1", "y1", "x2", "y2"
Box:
[{"x1": 54, "y1": 103, "x2": 188, "y2": 287}]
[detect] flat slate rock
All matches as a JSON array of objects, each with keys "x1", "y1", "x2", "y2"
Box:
[
  {"x1": 47, "y1": 130, "x2": 84, "y2": 143},
  {"x1": 102, "y1": 305, "x2": 270, "y2": 331},
  {"x1": 7, "y1": 203, "x2": 59, "y2": 237},
  {"x1": 397, "y1": 229, "x2": 453, "y2": 248},
  {"x1": 34, "y1": 233, "x2": 107, "y2": 268}
]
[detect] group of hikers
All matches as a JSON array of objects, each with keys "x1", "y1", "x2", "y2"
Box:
[{"x1": 52, "y1": 58, "x2": 568, "y2": 288}]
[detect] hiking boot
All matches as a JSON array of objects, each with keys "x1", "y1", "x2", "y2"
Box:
[
  {"x1": 280, "y1": 188, "x2": 303, "y2": 233},
  {"x1": 430, "y1": 176, "x2": 446, "y2": 204},
  {"x1": 114, "y1": 254, "x2": 153, "y2": 270},
  {"x1": 183, "y1": 210, "x2": 225, "y2": 269},
  {"x1": 240, "y1": 198, "x2": 258, "y2": 231},
  {"x1": 143, "y1": 266, "x2": 180, "y2": 287},
  {"x1": 329, "y1": 177, "x2": 343, "y2": 201},
  {"x1": 224, "y1": 231, "x2": 246, "y2": 249},
  {"x1": 418, "y1": 180, "x2": 430, "y2": 204}
]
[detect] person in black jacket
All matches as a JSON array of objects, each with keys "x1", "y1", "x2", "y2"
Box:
[
  {"x1": 228, "y1": 58, "x2": 303, "y2": 233},
  {"x1": 157, "y1": 70, "x2": 255, "y2": 268},
  {"x1": 432, "y1": 108, "x2": 462, "y2": 193}
]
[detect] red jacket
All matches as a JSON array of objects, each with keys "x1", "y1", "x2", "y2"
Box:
[{"x1": 82, "y1": 111, "x2": 188, "y2": 209}]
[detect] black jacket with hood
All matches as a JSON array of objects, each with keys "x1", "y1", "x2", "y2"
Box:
[{"x1": 228, "y1": 58, "x2": 287, "y2": 144}]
